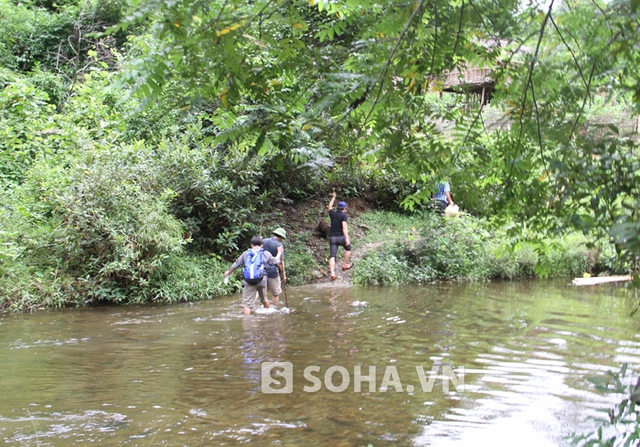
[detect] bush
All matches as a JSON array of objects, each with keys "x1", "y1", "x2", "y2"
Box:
[
  {"x1": 150, "y1": 133, "x2": 267, "y2": 255},
  {"x1": 352, "y1": 248, "x2": 410, "y2": 286},
  {"x1": 1, "y1": 141, "x2": 187, "y2": 306},
  {"x1": 352, "y1": 210, "x2": 605, "y2": 286},
  {"x1": 0, "y1": 263, "x2": 80, "y2": 312},
  {"x1": 0, "y1": 77, "x2": 58, "y2": 185},
  {"x1": 136, "y1": 253, "x2": 236, "y2": 304},
  {"x1": 16, "y1": 142, "x2": 187, "y2": 292},
  {"x1": 0, "y1": 246, "x2": 236, "y2": 311},
  {"x1": 0, "y1": 0, "x2": 76, "y2": 71},
  {"x1": 488, "y1": 242, "x2": 538, "y2": 279},
  {"x1": 352, "y1": 212, "x2": 493, "y2": 285},
  {"x1": 284, "y1": 243, "x2": 319, "y2": 286},
  {"x1": 547, "y1": 237, "x2": 593, "y2": 277},
  {"x1": 326, "y1": 163, "x2": 419, "y2": 211}
]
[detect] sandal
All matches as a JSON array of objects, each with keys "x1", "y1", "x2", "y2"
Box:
[
  {"x1": 342, "y1": 263, "x2": 353, "y2": 271},
  {"x1": 331, "y1": 275, "x2": 338, "y2": 281}
]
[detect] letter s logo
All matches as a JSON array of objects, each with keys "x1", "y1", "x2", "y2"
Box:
[{"x1": 261, "y1": 362, "x2": 293, "y2": 394}]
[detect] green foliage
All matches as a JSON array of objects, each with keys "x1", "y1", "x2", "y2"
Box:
[
  {"x1": 352, "y1": 249, "x2": 410, "y2": 286},
  {"x1": 0, "y1": 250, "x2": 234, "y2": 311},
  {"x1": 13, "y1": 142, "x2": 187, "y2": 293},
  {"x1": 572, "y1": 363, "x2": 640, "y2": 446},
  {"x1": 105, "y1": 0, "x2": 640, "y2": 263},
  {"x1": 556, "y1": 135, "x2": 640, "y2": 270},
  {"x1": 489, "y1": 235, "x2": 603, "y2": 280},
  {"x1": 0, "y1": 0, "x2": 76, "y2": 71},
  {"x1": 0, "y1": 262, "x2": 80, "y2": 312},
  {"x1": 0, "y1": 135, "x2": 247, "y2": 307},
  {"x1": 206, "y1": 104, "x2": 334, "y2": 201},
  {"x1": 489, "y1": 243, "x2": 538, "y2": 280},
  {"x1": 547, "y1": 237, "x2": 595, "y2": 278},
  {"x1": 352, "y1": 211, "x2": 607, "y2": 286},
  {"x1": 101, "y1": 0, "x2": 640, "y2": 274},
  {"x1": 1, "y1": 0, "x2": 639, "y2": 311},
  {"x1": 134, "y1": 253, "x2": 235, "y2": 304},
  {"x1": 0, "y1": 77, "x2": 59, "y2": 185},
  {"x1": 0, "y1": 69, "x2": 132, "y2": 187},
  {"x1": 0, "y1": 0, "x2": 131, "y2": 77},
  {"x1": 283, "y1": 242, "x2": 319, "y2": 286},
  {"x1": 354, "y1": 211, "x2": 491, "y2": 285},
  {"x1": 150, "y1": 132, "x2": 267, "y2": 254}
]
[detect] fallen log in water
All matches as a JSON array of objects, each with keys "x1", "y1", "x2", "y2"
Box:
[{"x1": 571, "y1": 275, "x2": 633, "y2": 286}]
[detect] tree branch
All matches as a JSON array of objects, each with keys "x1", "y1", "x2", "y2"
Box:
[
  {"x1": 506, "y1": 0, "x2": 554, "y2": 186},
  {"x1": 466, "y1": 0, "x2": 493, "y2": 38},
  {"x1": 361, "y1": 0, "x2": 428, "y2": 127},
  {"x1": 568, "y1": 61, "x2": 597, "y2": 141},
  {"x1": 549, "y1": 14, "x2": 589, "y2": 94},
  {"x1": 428, "y1": 0, "x2": 439, "y2": 78},
  {"x1": 452, "y1": 0, "x2": 465, "y2": 58},
  {"x1": 529, "y1": 77, "x2": 548, "y2": 172}
]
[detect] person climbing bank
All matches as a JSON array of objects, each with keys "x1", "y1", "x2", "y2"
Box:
[{"x1": 327, "y1": 191, "x2": 352, "y2": 281}]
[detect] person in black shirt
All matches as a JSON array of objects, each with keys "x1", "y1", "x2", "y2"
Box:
[
  {"x1": 327, "y1": 191, "x2": 352, "y2": 280},
  {"x1": 223, "y1": 237, "x2": 282, "y2": 315},
  {"x1": 261, "y1": 228, "x2": 287, "y2": 306}
]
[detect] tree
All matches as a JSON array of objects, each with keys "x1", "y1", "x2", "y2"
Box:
[{"x1": 110, "y1": 0, "x2": 639, "y2": 269}]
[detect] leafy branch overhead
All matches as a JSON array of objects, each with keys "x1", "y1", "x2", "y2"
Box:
[{"x1": 104, "y1": 0, "x2": 640, "y2": 259}]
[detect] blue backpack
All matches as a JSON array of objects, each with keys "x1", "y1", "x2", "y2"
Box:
[{"x1": 243, "y1": 249, "x2": 265, "y2": 285}]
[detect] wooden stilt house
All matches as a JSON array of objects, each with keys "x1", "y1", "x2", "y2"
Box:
[{"x1": 443, "y1": 65, "x2": 495, "y2": 105}]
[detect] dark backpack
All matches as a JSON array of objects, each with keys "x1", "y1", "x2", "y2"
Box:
[{"x1": 243, "y1": 249, "x2": 265, "y2": 285}]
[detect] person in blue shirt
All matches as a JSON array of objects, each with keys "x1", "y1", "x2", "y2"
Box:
[{"x1": 433, "y1": 182, "x2": 455, "y2": 214}]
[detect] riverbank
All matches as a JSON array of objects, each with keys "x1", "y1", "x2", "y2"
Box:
[
  {"x1": 274, "y1": 198, "x2": 618, "y2": 288},
  {"x1": 0, "y1": 193, "x2": 625, "y2": 313}
]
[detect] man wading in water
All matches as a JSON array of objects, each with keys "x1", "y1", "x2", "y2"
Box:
[
  {"x1": 327, "y1": 191, "x2": 352, "y2": 281},
  {"x1": 261, "y1": 228, "x2": 287, "y2": 307},
  {"x1": 224, "y1": 237, "x2": 283, "y2": 315}
]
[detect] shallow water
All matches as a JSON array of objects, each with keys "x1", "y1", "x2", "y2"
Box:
[{"x1": 0, "y1": 280, "x2": 638, "y2": 446}]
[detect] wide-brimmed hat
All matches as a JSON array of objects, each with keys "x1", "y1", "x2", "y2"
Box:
[{"x1": 273, "y1": 228, "x2": 287, "y2": 239}]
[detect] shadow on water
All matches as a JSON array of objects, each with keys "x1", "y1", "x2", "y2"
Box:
[{"x1": 0, "y1": 280, "x2": 639, "y2": 446}]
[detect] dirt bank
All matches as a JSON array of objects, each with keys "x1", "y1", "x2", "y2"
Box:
[{"x1": 271, "y1": 195, "x2": 377, "y2": 285}]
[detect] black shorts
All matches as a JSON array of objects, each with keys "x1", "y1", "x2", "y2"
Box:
[
  {"x1": 330, "y1": 236, "x2": 352, "y2": 258},
  {"x1": 432, "y1": 199, "x2": 447, "y2": 214}
]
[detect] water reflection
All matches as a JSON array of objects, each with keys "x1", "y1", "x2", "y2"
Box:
[
  {"x1": 0, "y1": 280, "x2": 638, "y2": 446},
  {"x1": 239, "y1": 315, "x2": 288, "y2": 393}
]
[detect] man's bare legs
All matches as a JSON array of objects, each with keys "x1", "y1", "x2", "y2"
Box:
[
  {"x1": 343, "y1": 250, "x2": 352, "y2": 268},
  {"x1": 254, "y1": 288, "x2": 270, "y2": 308}
]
